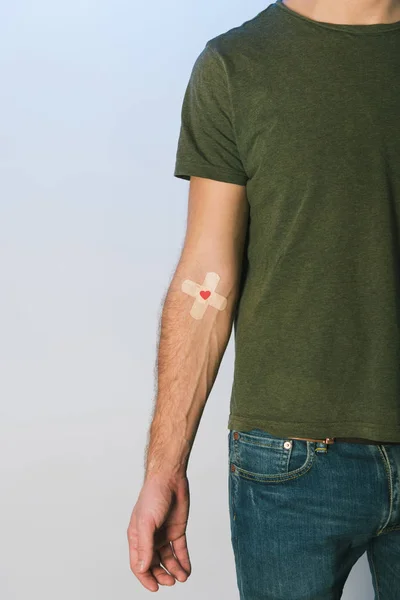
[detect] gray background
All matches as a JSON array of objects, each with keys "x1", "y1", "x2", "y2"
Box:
[{"x1": 0, "y1": 1, "x2": 374, "y2": 597}]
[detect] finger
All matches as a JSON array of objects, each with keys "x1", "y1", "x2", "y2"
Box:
[
  {"x1": 171, "y1": 534, "x2": 192, "y2": 576},
  {"x1": 158, "y1": 542, "x2": 190, "y2": 583},
  {"x1": 127, "y1": 524, "x2": 159, "y2": 592},
  {"x1": 134, "y1": 516, "x2": 155, "y2": 574},
  {"x1": 135, "y1": 567, "x2": 160, "y2": 592},
  {"x1": 150, "y1": 550, "x2": 176, "y2": 586},
  {"x1": 129, "y1": 545, "x2": 159, "y2": 592}
]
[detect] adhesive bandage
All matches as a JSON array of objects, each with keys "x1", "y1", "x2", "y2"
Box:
[{"x1": 181, "y1": 272, "x2": 227, "y2": 320}]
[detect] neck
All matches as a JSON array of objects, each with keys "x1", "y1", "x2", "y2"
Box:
[{"x1": 280, "y1": 0, "x2": 400, "y2": 25}]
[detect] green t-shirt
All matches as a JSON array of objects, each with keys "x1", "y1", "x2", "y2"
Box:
[{"x1": 173, "y1": 0, "x2": 400, "y2": 442}]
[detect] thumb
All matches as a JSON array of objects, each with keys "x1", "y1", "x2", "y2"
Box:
[{"x1": 136, "y1": 518, "x2": 154, "y2": 572}]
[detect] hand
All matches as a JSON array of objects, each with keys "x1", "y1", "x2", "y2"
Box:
[{"x1": 127, "y1": 474, "x2": 191, "y2": 592}]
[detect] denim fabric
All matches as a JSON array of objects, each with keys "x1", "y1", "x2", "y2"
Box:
[{"x1": 228, "y1": 428, "x2": 400, "y2": 599}]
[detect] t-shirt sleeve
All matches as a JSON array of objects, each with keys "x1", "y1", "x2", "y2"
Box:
[{"x1": 173, "y1": 42, "x2": 248, "y2": 186}]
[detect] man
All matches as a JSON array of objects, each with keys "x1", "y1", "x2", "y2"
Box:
[{"x1": 127, "y1": 1, "x2": 400, "y2": 597}]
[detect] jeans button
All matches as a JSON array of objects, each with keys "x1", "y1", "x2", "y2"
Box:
[{"x1": 284, "y1": 440, "x2": 292, "y2": 449}]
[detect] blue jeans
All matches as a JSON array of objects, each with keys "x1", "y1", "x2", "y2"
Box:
[{"x1": 228, "y1": 428, "x2": 400, "y2": 599}]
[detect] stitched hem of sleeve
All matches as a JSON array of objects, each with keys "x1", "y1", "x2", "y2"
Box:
[{"x1": 174, "y1": 162, "x2": 248, "y2": 186}]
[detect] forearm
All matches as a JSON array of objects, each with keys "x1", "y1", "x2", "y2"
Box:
[{"x1": 144, "y1": 255, "x2": 239, "y2": 482}]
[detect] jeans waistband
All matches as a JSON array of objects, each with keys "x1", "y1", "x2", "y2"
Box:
[{"x1": 291, "y1": 436, "x2": 400, "y2": 445}]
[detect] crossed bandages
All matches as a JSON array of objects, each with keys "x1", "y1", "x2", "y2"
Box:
[{"x1": 181, "y1": 272, "x2": 227, "y2": 320}]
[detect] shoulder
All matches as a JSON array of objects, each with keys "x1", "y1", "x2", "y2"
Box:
[{"x1": 205, "y1": 4, "x2": 279, "y2": 60}]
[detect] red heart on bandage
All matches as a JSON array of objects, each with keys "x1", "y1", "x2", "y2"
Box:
[{"x1": 200, "y1": 290, "x2": 211, "y2": 300}]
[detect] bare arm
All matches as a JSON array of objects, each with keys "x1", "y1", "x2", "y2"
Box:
[
  {"x1": 128, "y1": 176, "x2": 248, "y2": 592},
  {"x1": 145, "y1": 175, "x2": 249, "y2": 482}
]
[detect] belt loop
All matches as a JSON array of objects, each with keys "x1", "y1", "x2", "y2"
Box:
[
  {"x1": 315, "y1": 442, "x2": 327, "y2": 453},
  {"x1": 315, "y1": 438, "x2": 335, "y2": 453}
]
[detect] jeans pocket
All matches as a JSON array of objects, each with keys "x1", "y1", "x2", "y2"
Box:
[{"x1": 230, "y1": 428, "x2": 316, "y2": 483}]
